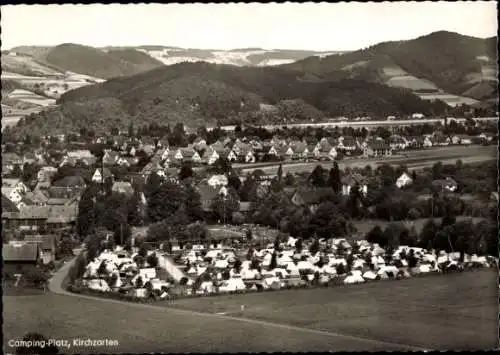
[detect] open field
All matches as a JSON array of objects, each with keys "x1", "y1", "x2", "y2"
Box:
[
  {"x1": 240, "y1": 145, "x2": 497, "y2": 176},
  {"x1": 5, "y1": 260, "x2": 496, "y2": 353},
  {"x1": 417, "y1": 93, "x2": 479, "y2": 107},
  {"x1": 3, "y1": 293, "x2": 411, "y2": 353},
  {"x1": 167, "y1": 269, "x2": 498, "y2": 350}
]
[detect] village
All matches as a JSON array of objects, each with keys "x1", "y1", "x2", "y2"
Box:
[{"x1": 2, "y1": 117, "x2": 497, "y2": 299}]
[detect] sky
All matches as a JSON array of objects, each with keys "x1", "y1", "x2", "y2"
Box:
[{"x1": 1, "y1": 2, "x2": 497, "y2": 51}]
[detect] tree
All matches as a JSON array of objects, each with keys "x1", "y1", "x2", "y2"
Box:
[
  {"x1": 128, "y1": 121, "x2": 135, "y2": 137},
  {"x1": 284, "y1": 172, "x2": 295, "y2": 186},
  {"x1": 328, "y1": 162, "x2": 342, "y2": 193},
  {"x1": 228, "y1": 174, "x2": 242, "y2": 191},
  {"x1": 135, "y1": 276, "x2": 144, "y2": 288},
  {"x1": 309, "y1": 165, "x2": 326, "y2": 187},
  {"x1": 269, "y1": 251, "x2": 277, "y2": 270},
  {"x1": 366, "y1": 225, "x2": 384, "y2": 245},
  {"x1": 146, "y1": 253, "x2": 159, "y2": 268},
  {"x1": 24, "y1": 268, "x2": 48, "y2": 288},
  {"x1": 295, "y1": 238, "x2": 303, "y2": 253},
  {"x1": 97, "y1": 261, "x2": 108, "y2": 277},
  {"x1": 277, "y1": 164, "x2": 283, "y2": 183},
  {"x1": 77, "y1": 186, "x2": 98, "y2": 238},
  {"x1": 432, "y1": 162, "x2": 444, "y2": 180},
  {"x1": 309, "y1": 238, "x2": 320, "y2": 255},
  {"x1": 211, "y1": 188, "x2": 239, "y2": 223},
  {"x1": 178, "y1": 161, "x2": 194, "y2": 181}
]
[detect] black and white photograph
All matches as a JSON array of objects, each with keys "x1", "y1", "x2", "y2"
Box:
[{"x1": 1, "y1": 2, "x2": 498, "y2": 353}]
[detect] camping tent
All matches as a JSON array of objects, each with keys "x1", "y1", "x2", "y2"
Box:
[
  {"x1": 362, "y1": 270, "x2": 377, "y2": 280},
  {"x1": 343, "y1": 271, "x2": 365, "y2": 284},
  {"x1": 377, "y1": 265, "x2": 399, "y2": 279}
]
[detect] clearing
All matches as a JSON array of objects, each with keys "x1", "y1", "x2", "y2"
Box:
[{"x1": 167, "y1": 269, "x2": 498, "y2": 350}]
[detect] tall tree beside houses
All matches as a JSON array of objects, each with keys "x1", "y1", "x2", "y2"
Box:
[
  {"x1": 128, "y1": 121, "x2": 135, "y2": 137},
  {"x1": 179, "y1": 161, "x2": 194, "y2": 181},
  {"x1": 147, "y1": 180, "x2": 187, "y2": 223},
  {"x1": 309, "y1": 165, "x2": 326, "y2": 187},
  {"x1": 144, "y1": 172, "x2": 163, "y2": 200},
  {"x1": 328, "y1": 161, "x2": 342, "y2": 194},
  {"x1": 277, "y1": 164, "x2": 283, "y2": 183},
  {"x1": 211, "y1": 187, "x2": 240, "y2": 224},
  {"x1": 76, "y1": 186, "x2": 97, "y2": 238}
]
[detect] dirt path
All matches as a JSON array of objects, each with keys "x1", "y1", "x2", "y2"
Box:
[{"x1": 48, "y1": 256, "x2": 425, "y2": 351}]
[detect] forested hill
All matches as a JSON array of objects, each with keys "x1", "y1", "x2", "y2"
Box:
[{"x1": 10, "y1": 61, "x2": 447, "y2": 137}]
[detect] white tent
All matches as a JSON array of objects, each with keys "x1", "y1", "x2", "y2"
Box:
[
  {"x1": 241, "y1": 268, "x2": 260, "y2": 280},
  {"x1": 344, "y1": 271, "x2": 365, "y2": 284},
  {"x1": 297, "y1": 260, "x2": 315, "y2": 272},
  {"x1": 219, "y1": 277, "x2": 247, "y2": 292},
  {"x1": 205, "y1": 250, "x2": 222, "y2": 259},
  {"x1": 422, "y1": 253, "x2": 436, "y2": 263},
  {"x1": 214, "y1": 259, "x2": 229, "y2": 269},
  {"x1": 377, "y1": 265, "x2": 399, "y2": 278},
  {"x1": 262, "y1": 275, "x2": 281, "y2": 289},
  {"x1": 285, "y1": 262, "x2": 300, "y2": 277},
  {"x1": 139, "y1": 268, "x2": 156, "y2": 280},
  {"x1": 352, "y1": 259, "x2": 365, "y2": 270},
  {"x1": 198, "y1": 281, "x2": 215, "y2": 294},
  {"x1": 88, "y1": 279, "x2": 110, "y2": 292},
  {"x1": 278, "y1": 254, "x2": 293, "y2": 266},
  {"x1": 286, "y1": 236, "x2": 297, "y2": 247},
  {"x1": 363, "y1": 270, "x2": 377, "y2": 280}
]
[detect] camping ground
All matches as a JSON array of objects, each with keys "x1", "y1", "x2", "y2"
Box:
[{"x1": 3, "y1": 269, "x2": 497, "y2": 353}]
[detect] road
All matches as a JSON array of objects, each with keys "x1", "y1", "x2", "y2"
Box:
[{"x1": 46, "y1": 255, "x2": 424, "y2": 352}]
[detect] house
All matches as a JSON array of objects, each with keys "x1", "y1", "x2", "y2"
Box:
[
  {"x1": 389, "y1": 136, "x2": 408, "y2": 151},
  {"x1": 92, "y1": 168, "x2": 113, "y2": 183},
  {"x1": 431, "y1": 177, "x2": 458, "y2": 192},
  {"x1": 341, "y1": 173, "x2": 368, "y2": 196},
  {"x1": 3, "y1": 178, "x2": 28, "y2": 194},
  {"x1": 202, "y1": 148, "x2": 220, "y2": 165},
  {"x1": 2, "y1": 187, "x2": 24, "y2": 206},
  {"x1": 458, "y1": 135, "x2": 473, "y2": 145},
  {"x1": 207, "y1": 175, "x2": 228, "y2": 187},
  {"x1": 197, "y1": 185, "x2": 228, "y2": 212},
  {"x1": 2, "y1": 194, "x2": 20, "y2": 213},
  {"x1": 21, "y1": 189, "x2": 49, "y2": 206},
  {"x1": 2, "y1": 206, "x2": 51, "y2": 233},
  {"x1": 24, "y1": 234, "x2": 58, "y2": 264},
  {"x1": 174, "y1": 148, "x2": 201, "y2": 163},
  {"x1": 363, "y1": 141, "x2": 392, "y2": 158},
  {"x1": 423, "y1": 136, "x2": 433, "y2": 148},
  {"x1": 337, "y1": 136, "x2": 357, "y2": 152},
  {"x1": 46, "y1": 204, "x2": 79, "y2": 231},
  {"x1": 290, "y1": 142, "x2": 309, "y2": 160},
  {"x1": 395, "y1": 172, "x2": 413, "y2": 189},
  {"x1": 37, "y1": 166, "x2": 58, "y2": 182},
  {"x1": 112, "y1": 181, "x2": 135, "y2": 196},
  {"x1": 406, "y1": 136, "x2": 424, "y2": 149},
  {"x1": 2, "y1": 152, "x2": 23, "y2": 173},
  {"x1": 411, "y1": 113, "x2": 425, "y2": 119},
  {"x1": 226, "y1": 150, "x2": 238, "y2": 162},
  {"x1": 3, "y1": 242, "x2": 41, "y2": 273},
  {"x1": 103, "y1": 150, "x2": 120, "y2": 165},
  {"x1": 116, "y1": 156, "x2": 138, "y2": 167},
  {"x1": 290, "y1": 187, "x2": 334, "y2": 212}
]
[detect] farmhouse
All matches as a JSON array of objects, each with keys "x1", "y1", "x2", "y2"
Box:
[
  {"x1": 92, "y1": 167, "x2": 114, "y2": 183},
  {"x1": 3, "y1": 242, "x2": 41, "y2": 273},
  {"x1": 432, "y1": 177, "x2": 458, "y2": 192},
  {"x1": 290, "y1": 187, "x2": 334, "y2": 212},
  {"x1": 363, "y1": 141, "x2": 392, "y2": 157},
  {"x1": 23, "y1": 234, "x2": 58, "y2": 264},
  {"x1": 396, "y1": 172, "x2": 413, "y2": 188},
  {"x1": 341, "y1": 173, "x2": 368, "y2": 196}
]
